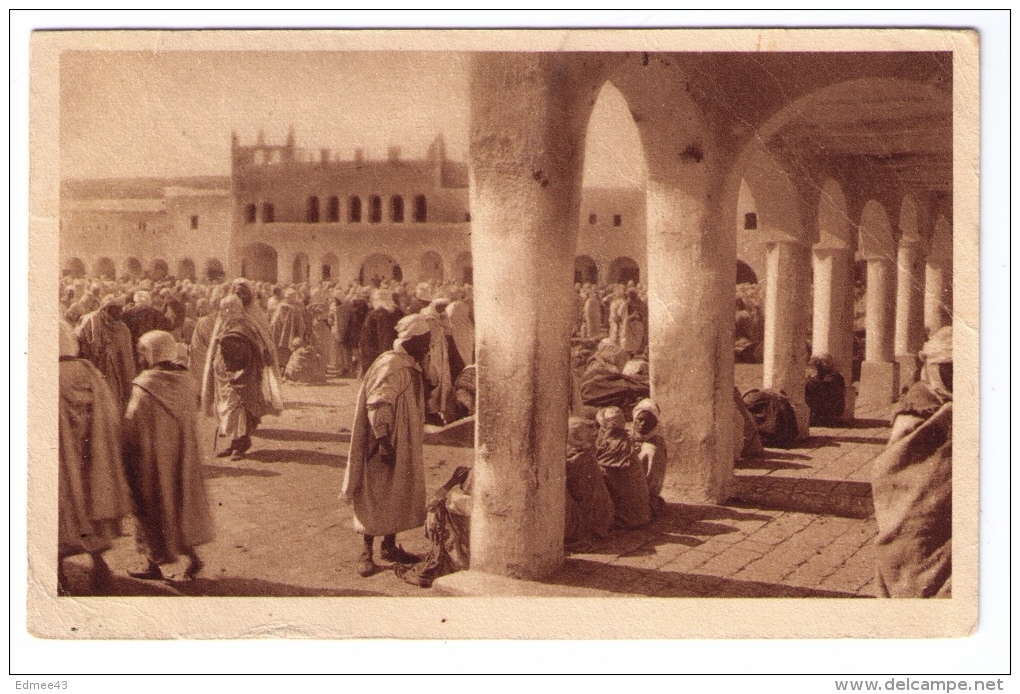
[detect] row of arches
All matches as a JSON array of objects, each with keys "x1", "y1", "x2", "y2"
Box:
[
  {"x1": 243, "y1": 194, "x2": 428, "y2": 225},
  {"x1": 573, "y1": 256, "x2": 641, "y2": 285},
  {"x1": 62, "y1": 256, "x2": 225, "y2": 282},
  {"x1": 237, "y1": 242, "x2": 473, "y2": 287}
]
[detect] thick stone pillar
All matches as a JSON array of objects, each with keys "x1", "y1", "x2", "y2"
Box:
[
  {"x1": 646, "y1": 175, "x2": 736, "y2": 504},
  {"x1": 811, "y1": 246, "x2": 855, "y2": 419},
  {"x1": 858, "y1": 256, "x2": 899, "y2": 407},
  {"x1": 466, "y1": 55, "x2": 590, "y2": 580},
  {"x1": 763, "y1": 239, "x2": 811, "y2": 437},
  {"x1": 894, "y1": 240, "x2": 925, "y2": 387},
  {"x1": 924, "y1": 258, "x2": 950, "y2": 334}
]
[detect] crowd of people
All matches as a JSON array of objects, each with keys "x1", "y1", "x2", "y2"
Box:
[{"x1": 56, "y1": 269, "x2": 952, "y2": 599}]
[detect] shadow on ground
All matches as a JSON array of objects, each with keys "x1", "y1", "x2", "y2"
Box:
[
  {"x1": 242, "y1": 448, "x2": 346, "y2": 467},
  {"x1": 550, "y1": 557, "x2": 863, "y2": 598},
  {"x1": 255, "y1": 428, "x2": 350, "y2": 443},
  {"x1": 202, "y1": 463, "x2": 281, "y2": 479},
  {"x1": 59, "y1": 563, "x2": 386, "y2": 597}
]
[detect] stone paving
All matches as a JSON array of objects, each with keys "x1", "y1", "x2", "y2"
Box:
[{"x1": 61, "y1": 368, "x2": 893, "y2": 599}]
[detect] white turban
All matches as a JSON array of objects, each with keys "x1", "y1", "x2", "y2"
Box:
[
  {"x1": 137, "y1": 330, "x2": 178, "y2": 365},
  {"x1": 133, "y1": 290, "x2": 152, "y2": 306},
  {"x1": 393, "y1": 313, "x2": 431, "y2": 349}
]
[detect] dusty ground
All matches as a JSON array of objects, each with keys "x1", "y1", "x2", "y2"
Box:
[{"x1": 62, "y1": 365, "x2": 889, "y2": 598}]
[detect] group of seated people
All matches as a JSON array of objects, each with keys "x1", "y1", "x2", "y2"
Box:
[{"x1": 396, "y1": 397, "x2": 668, "y2": 588}]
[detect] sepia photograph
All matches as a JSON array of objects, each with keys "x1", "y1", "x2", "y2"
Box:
[{"x1": 21, "y1": 19, "x2": 994, "y2": 654}]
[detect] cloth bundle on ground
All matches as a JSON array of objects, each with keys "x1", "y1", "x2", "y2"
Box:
[
  {"x1": 742, "y1": 388, "x2": 799, "y2": 449},
  {"x1": 580, "y1": 341, "x2": 650, "y2": 411},
  {"x1": 394, "y1": 467, "x2": 472, "y2": 588},
  {"x1": 283, "y1": 337, "x2": 328, "y2": 384}
]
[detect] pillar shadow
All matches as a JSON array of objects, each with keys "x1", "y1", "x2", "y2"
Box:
[
  {"x1": 826, "y1": 434, "x2": 889, "y2": 446},
  {"x1": 757, "y1": 450, "x2": 813, "y2": 461},
  {"x1": 202, "y1": 464, "x2": 281, "y2": 479},
  {"x1": 242, "y1": 448, "x2": 346, "y2": 468},
  {"x1": 59, "y1": 563, "x2": 385, "y2": 597},
  {"x1": 255, "y1": 428, "x2": 350, "y2": 443},
  {"x1": 550, "y1": 557, "x2": 864, "y2": 598},
  {"x1": 848, "y1": 418, "x2": 890, "y2": 429},
  {"x1": 729, "y1": 476, "x2": 874, "y2": 519}
]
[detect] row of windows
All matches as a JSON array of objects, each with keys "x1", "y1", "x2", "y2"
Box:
[
  {"x1": 588, "y1": 213, "x2": 624, "y2": 227},
  {"x1": 244, "y1": 194, "x2": 428, "y2": 224}
]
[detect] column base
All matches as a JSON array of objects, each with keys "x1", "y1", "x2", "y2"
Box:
[
  {"x1": 432, "y1": 569, "x2": 612, "y2": 597},
  {"x1": 858, "y1": 361, "x2": 900, "y2": 410}
]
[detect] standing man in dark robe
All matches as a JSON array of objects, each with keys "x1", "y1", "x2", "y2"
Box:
[
  {"x1": 58, "y1": 321, "x2": 131, "y2": 594},
  {"x1": 122, "y1": 290, "x2": 173, "y2": 365},
  {"x1": 270, "y1": 288, "x2": 309, "y2": 367},
  {"x1": 358, "y1": 289, "x2": 403, "y2": 379},
  {"x1": 75, "y1": 295, "x2": 136, "y2": 409},
  {"x1": 202, "y1": 295, "x2": 276, "y2": 460},
  {"x1": 342, "y1": 314, "x2": 432, "y2": 577},
  {"x1": 122, "y1": 330, "x2": 214, "y2": 581}
]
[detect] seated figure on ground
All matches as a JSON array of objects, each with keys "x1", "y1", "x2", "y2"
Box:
[
  {"x1": 595, "y1": 406, "x2": 651, "y2": 530},
  {"x1": 630, "y1": 399, "x2": 667, "y2": 519},
  {"x1": 564, "y1": 416, "x2": 616, "y2": 551},
  {"x1": 284, "y1": 336, "x2": 328, "y2": 384},
  {"x1": 805, "y1": 353, "x2": 847, "y2": 426}
]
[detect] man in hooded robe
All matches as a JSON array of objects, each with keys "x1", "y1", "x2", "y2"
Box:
[
  {"x1": 122, "y1": 330, "x2": 213, "y2": 581},
  {"x1": 284, "y1": 336, "x2": 328, "y2": 384},
  {"x1": 581, "y1": 286, "x2": 603, "y2": 339},
  {"x1": 329, "y1": 290, "x2": 353, "y2": 377},
  {"x1": 122, "y1": 290, "x2": 173, "y2": 366},
  {"x1": 342, "y1": 314, "x2": 432, "y2": 577},
  {"x1": 202, "y1": 295, "x2": 277, "y2": 460},
  {"x1": 871, "y1": 326, "x2": 953, "y2": 598},
  {"x1": 76, "y1": 295, "x2": 136, "y2": 409},
  {"x1": 565, "y1": 417, "x2": 616, "y2": 550},
  {"x1": 631, "y1": 398, "x2": 668, "y2": 518},
  {"x1": 595, "y1": 406, "x2": 652, "y2": 529},
  {"x1": 358, "y1": 288, "x2": 403, "y2": 377},
  {"x1": 420, "y1": 297, "x2": 458, "y2": 424},
  {"x1": 445, "y1": 288, "x2": 475, "y2": 368},
  {"x1": 187, "y1": 296, "x2": 216, "y2": 383},
  {"x1": 270, "y1": 288, "x2": 309, "y2": 367},
  {"x1": 306, "y1": 301, "x2": 337, "y2": 374},
  {"x1": 606, "y1": 285, "x2": 629, "y2": 345},
  {"x1": 58, "y1": 321, "x2": 131, "y2": 594},
  {"x1": 805, "y1": 353, "x2": 847, "y2": 426}
]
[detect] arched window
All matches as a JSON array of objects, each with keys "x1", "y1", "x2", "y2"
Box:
[
  {"x1": 369, "y1": 195, "x2": 382, "y2": 223},
  {"x1": 262, "y1": 203, "x2": 275, "y2": 223},
  {"x1": 326, "y1": 196, "x2": 340, "y2": 222},
  {"x1": 390, "y1": 195, "x2": 405, "y2": 223},
  {"x1": 245, "y1": 203, "x2": 257, "y2": 224},
  {"x1": 348, "y1": 196, "x2": 362, "y2": 223},
  {"x1": 307, "y1": 196, "x2": 320, "y2": 223},
  {"x1": 413, "y1": 195, "x2": 427, "y2": 223}
]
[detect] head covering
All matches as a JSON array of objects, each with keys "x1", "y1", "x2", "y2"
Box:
[
  {"x1": 394, "y1": 313, "x2": 431, "y2": 344},
  {"x1": 596, "y1": 406, "x2": 626, "y2": 431},
  {"x1": 100, "y1": 294, "x2": 124, "y2": 309},
  {"x1": 133, "y1": 290, "x2": 151, "y2": 306},
  {"x1": 595, "y1": 340, "x2": 630, "y2": 371},
  {"x1": 220, "y1": 294, "x2": 244, "y2": 314},
  {"x1": 59, "y1": 320, "x2": 79, "y2": 358},
  {"x1": 810, "y1": 353, "x2": 835, "y2": 374},
  {"x1": 372, "y1": 288, "x2": 396, "y2": 311},
  {"x1": 633, "y1": 398, "x2": 660, "y2": 420},
  {"x1": 137, "y1": 330, "x2": 177, "y2": 365},
  {"x1": 290, "y1": 336, "x2": 305, "y2": 350},
  {"x1": 567, "y1": 416, "x2": 597, "y2": 450},
  {"x1": 919, "y1": 326, "x2": 952, "y2": 364}
]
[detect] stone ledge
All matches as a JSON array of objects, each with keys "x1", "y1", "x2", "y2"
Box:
[{"x1": 432, "y1": 569, "x2": 616, "y2": 597}]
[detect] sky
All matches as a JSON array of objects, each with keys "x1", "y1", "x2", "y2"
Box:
[{"x1": 60, "y1": 50, "x2": 646, "y2": 188}]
